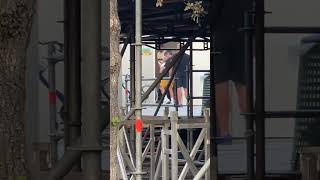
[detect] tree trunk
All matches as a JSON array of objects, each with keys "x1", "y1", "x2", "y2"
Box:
[
  {"x1": 110, "y1": 0, "x2": 121, "y2": 179},
  {"x1": 0, "y1": 0, "x2": 36, "y2": 179}
]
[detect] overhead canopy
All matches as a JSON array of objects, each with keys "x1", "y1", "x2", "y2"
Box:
[{"x1": 118, "y1": 0, "x2": 210, "y2": 43}]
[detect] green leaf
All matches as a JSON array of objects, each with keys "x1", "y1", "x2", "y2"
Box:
[{"x1": 111, "y1": 116, "x2": 121, "y2": 126}]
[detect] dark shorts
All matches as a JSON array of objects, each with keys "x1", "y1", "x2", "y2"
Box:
[
  {"x1": 214, "y1": 32, "x2": 246, "y2": 84},
  {"x1": 176, "y1": 75, "x2": 188, "y2": 88}
]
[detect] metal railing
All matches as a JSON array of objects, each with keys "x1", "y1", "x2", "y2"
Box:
[{"x1": 116, "y1": 107, "x2": 213, "y2": 180}]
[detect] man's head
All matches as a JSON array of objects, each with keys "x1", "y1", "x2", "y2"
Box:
[{"x1": 163, "y1": 50, "x2": 173, "y2": 61}]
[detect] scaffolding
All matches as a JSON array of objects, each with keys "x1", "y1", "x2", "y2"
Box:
[
  {"x1": 116, "y1": 107, "x2": 212, "y2": 180},
  {"x1": 31, "y1": 0, "x2": 320, "y2": 179}
]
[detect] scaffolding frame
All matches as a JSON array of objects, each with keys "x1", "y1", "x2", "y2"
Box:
[
  {"x1": 116, "y1": 107, "x2": 212, "y2": 180},
  {"x1": 39, "y1": 0, "x2": 320, "y2": 179}
]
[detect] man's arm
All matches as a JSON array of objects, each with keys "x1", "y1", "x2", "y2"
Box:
[{"x1": 169, "y1": 67, "x2": 173, "y2": 77}]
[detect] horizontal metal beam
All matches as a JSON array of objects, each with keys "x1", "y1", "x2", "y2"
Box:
[
  {"x1": 190, "y1": 96, "x2": 210, "y2": 99},
  {"x1": 192, "y1": 70, "x2": 210, "y2": 73},
  {"x1": 242, "y1": 110, "x2": 320, "y2": 118},
  {"x1": 265, "y1": 27, "x2": 320, "y2": 34}
]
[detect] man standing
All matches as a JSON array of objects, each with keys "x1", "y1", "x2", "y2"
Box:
[
  {"x1": 175, "y1": 53, "x2": 191, "y2": 106},
  {"x1": 213, "y1": 0, "x2": 252, "y2": 142}
]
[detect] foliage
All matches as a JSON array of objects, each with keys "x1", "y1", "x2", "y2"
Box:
[
  {"x1": 156, "y1": 0, "x2": 207, "y2": 25},
  {"x1": 111, "y1": 116, "x2": 121, "y2": 126},
  {"x1": 156, "y1": 0, "x2": 163, "y2": 7},
  {"x1": 184, "y1": 1, "x2": 207, "y2": 25}
]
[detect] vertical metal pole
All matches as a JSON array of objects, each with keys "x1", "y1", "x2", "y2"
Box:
[
  {"x1": 63, "y1": 0, "x2": 70, "y2": 151},
  {"x1": 125, "y1": 75, "x2": 129, "y2": 114},
  {"x1": 255, "y1": 0, "x2": 266, "y2": 179},
  {"x1": 48, "y1": 48, "x2": 58, "y2": 167},
  {"x1": 135, "y1": 0, "x2": 143, "y2": 178},
  {"x1": 130, "y1": 44, "x2": 136, "y2": 107},
  {"x1": 244, "y1": 11, "x2": 255, "y2": 180},
  {"x1": 204, "y1": 109, "x2": 210, "y2": 180},
  {"x1": 150, "y1": 124, "x2": 155, "y2": 179},
  {"x1": 174, "y1": 77, "x2": 178, "y2": 111},
  {"x1": 161, "y1": 127, "x2": 168, "y2": 180},
  {"x1": 69, "y1": 0, "x2": 81, "y2": 171},
  {"x1": 189, "y1": 44, "x2": 194, "y2": 118},
  {"x1": 209, "y1": 0, "x2": 219, "y2": 177},
  {"x1": 82, "y1": 0, "x2": 101, "y2": 179},
  {"x1": 130, "y1": 44, "x2": 136, "y2": 158},
  {"x1": 189, "y1": 44, "x2": 194, "y2": 150},
  {"x1": 162, "y1": 107, "x2": 169, "y2": 180},
  {"x1": 171, "y1": 112, "x2": 179, "y2": 180}
]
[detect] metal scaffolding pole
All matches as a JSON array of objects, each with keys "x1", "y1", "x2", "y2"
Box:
[
  {"x1": 63, "y1": 0, "x2": 70, "y2": 151},
  {"x1": 82, "y1": 0, "x2": 101, "y2": 179},
  {"x1": 210, "y1": 0, "x2": 218, "y2": 177},
  {"x1": 130, "y1": 44, "x2": 136, "y2": 158},
  {"x1": 244, "y1": 11, "x2": 255, "y2": 180},
  {"x1": 255, "y1": 0, "x2": 266, "y2": 179},
  {"x1": 48, "y1": 48, "x2": 58, "y2": 167},
  {"x1": 189, "y1": 44, "x2": 194, "y2": 118},
  {"x1": 135, "y1": 0, "x2": 143, "y2": 179},
  {"x1": 68, "y1": 0, "x2": 82, "y2": 171},
  {"x1": 130, "y1": 44, "x2": 136, "y2": 107}
]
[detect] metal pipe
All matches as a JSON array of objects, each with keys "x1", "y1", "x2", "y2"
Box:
[
  {"x1": 171, "y1": 112, "x2": 179, "y2": 180},
  {"x1": 191, "y1": 70, "x2": 210, "y2": 73},
  {"x1": 130, "y1": 44, "x2": 136, "y2": 107},
  {"x1": 63, "y1": 0, "x2": 70, "y2": 151},
  {"x1": 82, "y1": 0, "x2": 101, "y2": 179},
  {"x1": 189, "y1": 45, "x2": 194, "y2": 118},
  {"x1": 150, "y1": 125, "x2": 155, "y2": 179},
  {"x1": 209, "y1": 0, "x2": 218, "y2": 176},
  {"x1": 190, "y1": 96, "x2": 210, "y2": 99},
  {"x1": 120, "y1": 28, "x2": 133, "y2": 57},
  {"x1": 68, "y1": 0, "x2": 81, "y2": 171},
  {"x1": 47, "y1": 150, "x2": 82, "y2": 180},
  {"x1": 244, "y1": 11, "x2": 255, "y2": 180},
  {"x1": 193, "y1": 158, "x2": 210, "y2": 180},
  {"x1": 255, "y1": 0, "x2": 266, "y2": 179},
  {"x1": 135, "y1": 0, "x2": 143, "y2": 178},
  {"x1": 129, "y1": 44, "x2": 136, "y2": 158},
  {"x1": 48, "y1": 47, "x2": 58, "y2": 167},
  {"x1": 243, "y1": 110, "x2": 320, "y2": 118},
  {"x1": 265, "y1": 27, "x2": 320, "y2": 34}
]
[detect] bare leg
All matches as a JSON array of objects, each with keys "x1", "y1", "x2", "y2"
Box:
[
  {"x1": 169, "y1": 87, "x2": 174, "y2": 101},
  {"x1": 177, "y1": 87, "x2": 183, "y2": 105},
  {"x1": 216, "y1": 81, "x2": 230, "y2": 136},
  {"x1": 160, "y1": 87, "x2": 165, "y2": 95},
  {"x1": 235, "y1": 83, "x2": 248, "y2": 113},
  {"x1": 184, "y1": 88, "x2": 188, "y2": 101}
]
